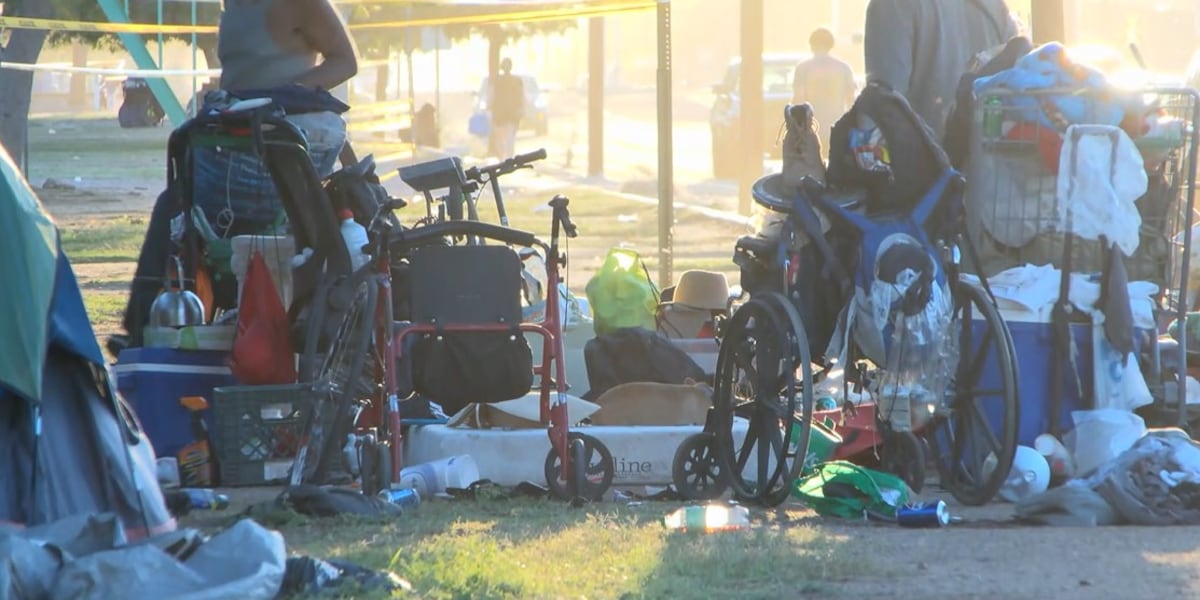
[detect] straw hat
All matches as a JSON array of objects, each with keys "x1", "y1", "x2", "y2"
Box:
[
  {"x1": 657, "y1": 271, "x2": 729, "y2": 339},
  {"x1": 661, "y1": 270, "x2": 729, "y2": 311}
]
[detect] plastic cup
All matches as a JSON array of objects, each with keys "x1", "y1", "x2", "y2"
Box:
[{"x1": 398, "y1": 454, "x2": 480, "y2": 496}]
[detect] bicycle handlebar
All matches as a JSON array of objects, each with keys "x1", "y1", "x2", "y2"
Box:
[{"x1": 463, "y1": 148, "x2": 548, "y2": 183}]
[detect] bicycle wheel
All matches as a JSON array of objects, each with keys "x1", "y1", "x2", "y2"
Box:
[
  {"x1": 713, "y1": 292, "x2": 814, "y2": 507},
  {"x1": 298, "y1": 277, "x2": 377, "y2": 484},
  {"x1": 927, "y1": 280, "x2": 1020, "y2": 506}
]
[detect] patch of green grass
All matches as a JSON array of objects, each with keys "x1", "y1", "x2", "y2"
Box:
[
  {"x1": 237, "y1": 500, "x2": 864, "y2": 600},
  {"x1": 27, "y1": 116, "x2": 170, "y2": 184},
  {"x1": 58, "y1": 215, "x2": 147, "y2": 263},
  {"x1": 81, "y1": 290, "x2": 127, "y2": 337}
]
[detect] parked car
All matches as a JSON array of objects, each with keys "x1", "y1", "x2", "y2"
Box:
[
  {"x1": 710, "y1": 54, "x2": 815, "y2": 179},
  {"x1": 475, "y1": 74, "x2": 549, "y2": 136}
]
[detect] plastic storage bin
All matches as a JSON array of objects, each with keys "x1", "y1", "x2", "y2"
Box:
[
  {"x1": 210, "y1": 383, "x2": 324, "y2": 486},
  {"x1": 114, "y1": 347, "x2": 238, "y2": 459}
]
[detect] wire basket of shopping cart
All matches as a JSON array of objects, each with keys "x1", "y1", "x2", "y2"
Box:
[{"x1": 963, "y1": 83, "x2": 1200, "y2": 431}]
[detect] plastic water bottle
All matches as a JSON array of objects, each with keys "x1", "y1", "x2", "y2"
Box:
[
  {"x1": 180, "y1": 488, "x2": 230, "y2": 510},
  {"x1": 338, "y1": 209, "x2": 371, "y2": 270},
  {"x1": 663, "y1": 504, "x2": 750, "y2": 533}
]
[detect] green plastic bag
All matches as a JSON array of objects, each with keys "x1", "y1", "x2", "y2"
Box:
[
  {"x1": 585, "y1": 247, "x2": 659, "y2": 335},
  {"x1": 792, "y1": 461, "x2": 909, "y2": 520}
]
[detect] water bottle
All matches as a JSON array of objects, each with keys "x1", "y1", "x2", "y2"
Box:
[
  {"x1": 338, "y1": 209, "x2": 371, "y2": 270},
  {"x1": 180, "y1": 488, "x2": 230, "y2": 510},
  {"x1": 663, "y1": 504, "x2": 750, "y2": 533}
]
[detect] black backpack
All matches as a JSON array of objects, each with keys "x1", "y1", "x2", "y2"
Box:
[
  {"x1": 582, "y1": 327, "x2": 707, "y2": 400},
  {"x1": 826, "y1": 83, "x2": 951, "y2": 214}
]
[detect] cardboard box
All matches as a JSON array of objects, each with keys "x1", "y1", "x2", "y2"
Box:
[{"x1": 405, "y1": 418, "x2": 753, "y2": 487}]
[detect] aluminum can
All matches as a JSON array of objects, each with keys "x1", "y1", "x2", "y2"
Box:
[
  {"x1": 378, "y1": 487, "x2": 421, "y2": 511},
  {"x1": 983, "y1": 96, "x2": 1004, "y2": 138},
  {"x1": 896, "y1": 500, "x2": 949, "y2": 528}
]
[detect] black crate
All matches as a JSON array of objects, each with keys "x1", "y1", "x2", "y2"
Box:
[{"x1": 211, "y1": 384, "x2": 323, "y2": 487}]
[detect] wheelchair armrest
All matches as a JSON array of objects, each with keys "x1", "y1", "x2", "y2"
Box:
[{"x1": 395, "y1": 221, "x2": 540, "y2": 250}]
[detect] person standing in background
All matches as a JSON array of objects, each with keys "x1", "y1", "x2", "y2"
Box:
[
  {"x1": 864, "y1": 0, "x2": 1017, "y2": 138},
  {"x1": 792, "y1": 27, "x2": 857, "y2": 148},
  {"x1": 490, "y1": 58, "x2": 525, "y2": 158}
]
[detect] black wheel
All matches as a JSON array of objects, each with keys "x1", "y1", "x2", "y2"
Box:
[
  {"x1": 544, "y1": 432, "x2": 614, "y2": 502},
  {"x1": 296, "y1": 278, "x2": 377, "y2": 484},
  {"x1": 927, "y1": 280, "x2": 1020, "y2": 506},
  {"x1": 881, "y1": 429, "x2": 927, "y2": 493},
  {"x1": 672, "y1": 433, "x2": 728, "y2": 501},
  {"x1": 712, "y1": 292, "x2": 815, "y2": 507}
]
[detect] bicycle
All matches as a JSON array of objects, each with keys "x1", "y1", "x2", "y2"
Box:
[{"x1": 397, "y1": 148, "x2": 547, "y2": 229}]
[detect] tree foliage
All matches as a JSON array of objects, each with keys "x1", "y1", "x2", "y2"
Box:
[{"x1": 346, "y1": 2, "x2": 576, "y2": 60}]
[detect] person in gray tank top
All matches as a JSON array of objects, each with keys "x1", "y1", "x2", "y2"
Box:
[
  {"x1": 110, "y1": 0, "x2": 360, "y2": 356},
  {"x1": 218, "y1": 0, "x2": 357, "y2": 92}
]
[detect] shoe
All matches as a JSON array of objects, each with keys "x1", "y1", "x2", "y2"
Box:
[{"x1": 106, "y1": 334, "x2": 130, "y2": 361}]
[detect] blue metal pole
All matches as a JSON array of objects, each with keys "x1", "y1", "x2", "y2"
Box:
[{"x1": 95, "y1": 0, "x2": 188, "y2": 126}]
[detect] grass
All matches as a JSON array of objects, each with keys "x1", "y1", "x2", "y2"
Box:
[
  {"x1": 57, "y1": 215, "x2": 148, "y2": 264},
  {"x1": 27, "y1": 115, "x2": 170, "y2": 185},
  {"x1": 186, "y1": 498, "x2": 865, "y2": 600}
]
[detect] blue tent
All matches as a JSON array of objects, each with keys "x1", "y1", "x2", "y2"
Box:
[{"x1": 0, "y1": 145, "x2": 173, "y2": 538}]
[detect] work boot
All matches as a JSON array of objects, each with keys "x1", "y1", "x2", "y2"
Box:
[{"x1": 781, "y1": 103, "x2": 827, "y2": 190}]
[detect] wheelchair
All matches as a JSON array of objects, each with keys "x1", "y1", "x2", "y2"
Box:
[{"x1": 676, "y1": 166, "x2": 1021, "y2": 508}]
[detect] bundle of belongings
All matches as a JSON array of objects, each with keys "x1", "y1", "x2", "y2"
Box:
[
  {"x1": 956, "y1": 41, "x2": 1189, "y2": 282},
  {"x1": 1016, "y1": 429, "x2": 1200, "y2": 526}
]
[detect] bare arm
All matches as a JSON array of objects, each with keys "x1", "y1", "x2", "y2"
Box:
[
  {"x1": 293, "y1": 0, "x2": 359, "y2": 90},
  {"x1": 864, "y1": 0, "x2": 914, "y2": 95}
]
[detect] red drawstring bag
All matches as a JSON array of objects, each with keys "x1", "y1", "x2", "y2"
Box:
[{"x1": 230, "y1": 249, "x2": 296, "y2": 384}]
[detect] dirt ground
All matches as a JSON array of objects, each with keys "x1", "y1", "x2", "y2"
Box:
[{"x1": 41, "y1": 157, "x2": 1200, "y2": 600}]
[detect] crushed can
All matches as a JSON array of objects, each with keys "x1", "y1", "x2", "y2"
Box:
[
  {"x1": 896, "y1": 500, "x2": 950, "y2": 528},
  {"x1": 378, "y1": 487, "x2": 421, "y2": 511}
]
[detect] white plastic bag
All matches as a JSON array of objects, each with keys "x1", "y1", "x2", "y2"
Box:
[{"x1": 1068, "y1": 409, "x2": 1146, "y2": 477}]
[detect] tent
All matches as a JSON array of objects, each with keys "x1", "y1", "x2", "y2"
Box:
[{"x1": 0, "y1": 144, "x2": 174, "y2": 539}]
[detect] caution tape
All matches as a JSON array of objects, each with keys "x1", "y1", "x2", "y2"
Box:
[
  {"x1": 0, "y1": 16, "x2": 216, "y2": 35},
  {"x1": 0, "y1": 61, "x2": 220, "y2": 77},
  {"x1": 0, "y1": 1, "x2": 654, "y2": 35}
]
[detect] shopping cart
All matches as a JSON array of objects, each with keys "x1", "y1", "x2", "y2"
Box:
[{"x1": 964, "y1": 86, "x2": 1200, "y2": 436}]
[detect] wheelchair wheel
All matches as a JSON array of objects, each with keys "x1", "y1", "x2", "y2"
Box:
[
  {"x1": 880, "y1": 429, "x2": 927, "y2": 494},
  {"x1": 544, "y1": 432, "x2": 614, "y2": 502},
  {"x1": 301, "y1": 278, "x2": 377, "y2": 484},
  {"x1": 712, "y1": 292, "x2": 815, "y2": 507},
  {"x1": 927, "y1": 280, "x2": 1020, "y2": 506},
  {"x1": 672, "y1": 433, "x2": 728, "y2": 501}
]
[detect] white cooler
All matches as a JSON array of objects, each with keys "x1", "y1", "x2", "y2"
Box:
[{"x1": 405, "y1": 418, "x2": 752, "y2": 487}]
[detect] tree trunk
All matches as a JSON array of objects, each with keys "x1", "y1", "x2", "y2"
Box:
[
  {"x1": 0, "y1": 8, "x2": 53, "y2": 176},
  {"x1": 70, "y1": 43, "x2": 90, "y2": 111},
  {"x1": 486, "y1": 28, "x2": 503, "y2": 156},
  {"x1": 375, "y1": 61, "x2": 390, "y2": 103}
]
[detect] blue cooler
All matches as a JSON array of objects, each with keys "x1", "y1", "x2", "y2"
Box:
[
  {"x1": 114, "y1": 347, "x2": 238, "y2": 459},
  {"x1": 976, "y1": 316, "x2": 1156, "y2": 446}
]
